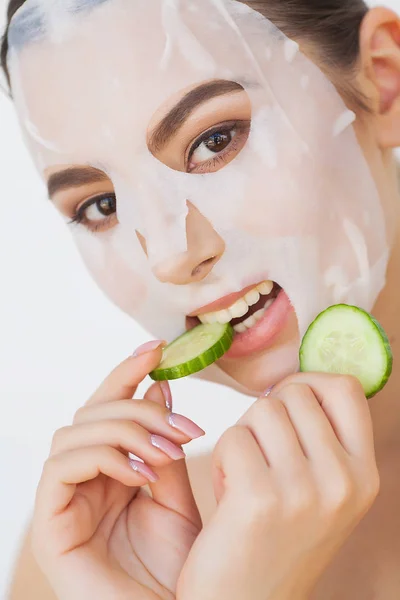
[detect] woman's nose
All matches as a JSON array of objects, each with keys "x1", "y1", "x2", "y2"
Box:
[{"x1": 144, "y1": 202, "x2": 225, "y2": 285}]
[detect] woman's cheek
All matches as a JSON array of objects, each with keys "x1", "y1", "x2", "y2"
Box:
[
  {"x1": 232, "y1": 167, "x2": 320, "y2": 237},
  {"x1": 74, "y1": 232, "x2": 148, "y2": 316}
]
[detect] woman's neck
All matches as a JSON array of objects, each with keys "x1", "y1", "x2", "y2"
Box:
[{"x1": 369, "y1": 226, "x2": 400, "y2": 449}]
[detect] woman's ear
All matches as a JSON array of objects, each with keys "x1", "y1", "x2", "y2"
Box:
[{"x1": 359, "y1": 7, "x2": 400, "y2": 148}]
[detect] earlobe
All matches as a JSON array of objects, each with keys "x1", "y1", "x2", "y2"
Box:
[{"x1": 359, "y1": 8, "x2": 400, "y2": 149}]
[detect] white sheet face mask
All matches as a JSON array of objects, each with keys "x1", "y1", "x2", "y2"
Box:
[{"x1": 7, "y1": 0, "x2": 389, "y2": 389}]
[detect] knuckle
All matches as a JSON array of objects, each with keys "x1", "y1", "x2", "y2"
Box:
[
  {"x1": 274, "y1": 373, "x2": 299, "y2": 390},
  {"x1": 278, "y1": 383, "x2": 314, "y2": 406},
  {"x1": 141, "y1": 401, "x2": 171, "y2": 424},
  {"x1": 96, "y1": 445, "x2": 113, "y2": 462},
  {"x1": 214, "y1": 425, "x2": 258, "y2": 466},
  {"x1": 273, "y1": 374, "x2": 312, "y2": 396},
  {"x1": 102, "y1": 419, "x2": 140, "y2": 441},
  {"x1": 253, "y1": 396, "x2": 286, "y2": 417},
  {"x1": 72, "y1": 406, "x2": 87, "y2": 424},
  {"x1": 360, "y1": 468, "x2": 381, "y2": 507},
  {"x1": 83, "y1": 444, "x2": 112, "y2": 466},
  {"x1": 103, "y1": 421, "x2": 145, "y2": 451},
  {"x1": 336, "y1": 375, "x2": 364, "y2": 398},
  {"x1": 50, "y1": 426, "x2": 71, "y2": 452},
  {"x1": 280, "y1": 382, "x2": 310, "y2": 396},
  {"x1": 42, "y1": 454, "x2": 59, "y2": 477},
  {"x1": 141, "y1": 399, "x2": 166, "y2": 414},
  {"x1": 114, "y1": 419, "x2": 137, "y2": 437},
  {"x1": 218, "y1": 425, "x2": 249, "y2": 450},
  {"x1": 325, "y1": 472, "x2": 356, "y2": 512}
]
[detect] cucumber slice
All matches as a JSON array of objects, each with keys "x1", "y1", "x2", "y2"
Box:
[
  {"x1": 150, "y1": 322, "x2": 234, "y2": 381},
  {"x1": 300, "y1": 304, "x2": 393, "y2": 398}
]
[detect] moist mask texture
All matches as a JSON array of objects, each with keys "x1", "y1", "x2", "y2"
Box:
[{"x1": 7, "y1": 0, "x2": 389, "y2": 364}]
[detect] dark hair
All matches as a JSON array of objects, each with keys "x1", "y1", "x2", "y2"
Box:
[
  {"x1": 243, "y1": 1, "x2": 368, "y2": 69},
  {"x1": 243, "y1": 0, "x2": 370, "y2": 109},
  {"x1": 1, "y1": 0, "x2": 23, "y2": 87},
  {"x1": 1, "y1": 0, "x2": 369, "y2": 106}
]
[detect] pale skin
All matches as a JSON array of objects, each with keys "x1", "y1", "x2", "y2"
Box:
[{"x1": 7, "y1": 6, "x2": 400, "y2": 599}]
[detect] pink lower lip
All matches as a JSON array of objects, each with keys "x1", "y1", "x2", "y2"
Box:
[{"x1": 224, "y1": 290, "x2": 293, "y2": 359}]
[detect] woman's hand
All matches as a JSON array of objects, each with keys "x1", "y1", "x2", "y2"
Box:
[
  {"x1": 31, "y1": 341, "x2": 204, "y2": 600},
  {"x1": 177, "y1": 373, "x2": 380, "y2": 600}
]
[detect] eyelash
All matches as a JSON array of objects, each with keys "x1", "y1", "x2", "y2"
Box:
[
  {"x1": 187, "y1": 120, "x2": 249, "y2": 174},
  {"x1": 67, "y1": 121, "x2": 249, "y2": 233},
  {"x1": 69, "y1": 193, "x2": 117, "y2": 233}
]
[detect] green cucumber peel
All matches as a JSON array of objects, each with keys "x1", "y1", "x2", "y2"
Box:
[
  {"x1": 299, "y1": 304, "x2": 393, "y2": 399},
  {"x1": 150, "y1": 322, "x2": 234, "y2": 381}
]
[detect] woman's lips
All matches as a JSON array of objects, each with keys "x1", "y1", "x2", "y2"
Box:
[
  {"x1": 186, "y1": 285, "x2": 294, "y2": 360},
  {"x1": 188, "y1": 282, "x2": 265, "y2": 317},
  {"x1": 224, "y1": 289, "x2": 293, "y2": 359}
]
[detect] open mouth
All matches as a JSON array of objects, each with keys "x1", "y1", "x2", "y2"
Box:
[{"x1": 187, "y1": 280, "x2": 293, "y2": 359}]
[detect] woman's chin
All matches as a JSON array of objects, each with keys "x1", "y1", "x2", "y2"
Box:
[{"x1": 217, "y1": 311, "x2": 300, "y2": 394}]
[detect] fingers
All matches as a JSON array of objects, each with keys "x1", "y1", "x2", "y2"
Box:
[
  {"x1": 150, "y1": 460, "x2": 203, "y2": 528},
  {"x1": 270, "y1": 383, "x2": 346, "y2": 460},
  {"x1": 213, "y1": 425, "x2": 271, "y2": 504},
  {"x1": 73, "y1": 398, "x2": 203, "y2": 446},
  {"x1": 238, "y1": 394, "x2": 309, "y2": 489},
  {"x1": 36, "y1": 446, "x2": 149, "y2": 519},
  {"x1": 145, "y1": 380, "x2": 172, "y2": 411},
  {"x1": 273, "y1": 373, "x2": 374, "y2": 459},
  {"x1": 144, "y1": 381, "x2": 202, "y2": 527},
  {"x1": 223, "y1": 373, "x2": 373, "y2": 494},
  {"x1": 87, "y1": 341, "x2": 165, "y2": 405},
  {"x1": 67, "y1": 379, "x2": 204, "y2": 525},
  {"x1": 238, "y1": 395, "x2": 306, "y2": 464},
  {"x1": 214, "y1": 373, "x2": 378, "y2": 538},
  {"x1": 51, "y1": 419, "x2": 186, "y2": 466}
]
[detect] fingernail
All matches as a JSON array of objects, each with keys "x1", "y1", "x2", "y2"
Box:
[
  {"x1": 151, "y1": 434, "x2": 186, "y2": 460},
  {"x1": 133, "y1": 340, "x2": 165, "y2": 357},
  {"x1": 263, "y1": 386, "x2": 275, "y2": 398},
  {"x1": 168, "y1": 413, "x2": 205, "y2": 439},
  {"x1": 129, "y1": 459, "x2": 159, "y2": 483},
  {"x1": 160, "y1": 381, "x2": 173, "y2": 411}
]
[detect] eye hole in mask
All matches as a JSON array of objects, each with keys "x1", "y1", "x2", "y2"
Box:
[
  {"x1": 70, "y1": 192, "x2": 118, "y2": 232},
  {"x1": 187, "y1": 119, "x2": 250, "y2": 174},
  {"x1": 147, "y1": 80, "x2": 252, "y2": 174}
]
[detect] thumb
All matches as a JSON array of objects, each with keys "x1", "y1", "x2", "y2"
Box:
[{"x1": 145, "y1": 382, "x2": 202, "y2": 529}]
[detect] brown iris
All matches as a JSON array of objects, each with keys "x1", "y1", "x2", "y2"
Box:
[{"x1": 205, "y1": 131, "x2": 232, "y2": 153}]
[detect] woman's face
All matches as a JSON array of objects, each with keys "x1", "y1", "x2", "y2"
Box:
[{"x1": 8, "y1": 0, "x2": 393, "y2": 393}]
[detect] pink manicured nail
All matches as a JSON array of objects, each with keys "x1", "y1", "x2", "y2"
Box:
[
  {"x1": 133, "y1": 340, "x2": 165, "y2": 357},
  {"x1": 168, "y1": 413, "x2": 205, "y2": 439},
  {"x1": 160, "y1": 381, "x2": 173, "y2": 411},
  {"x1": 151, "y1": 435, "x2": 186, "y2": 460},
  {"x1": 129, "y1": 459, "x2": 159, "y2": 483}
]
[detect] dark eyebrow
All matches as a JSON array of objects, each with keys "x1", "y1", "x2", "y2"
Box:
[
  {"x1": 47, "y1": 166, "x2": 109, "y2": 198},
  {"x1": 148, "y1": 80, "x2": 244, "y2": 154}
]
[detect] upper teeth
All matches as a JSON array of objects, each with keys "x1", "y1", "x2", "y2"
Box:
[{"x1": 198, "y1": 280, "x2": 274, "y2": 329}]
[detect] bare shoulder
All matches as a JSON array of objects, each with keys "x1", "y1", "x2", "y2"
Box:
[{"x1": 7, "y1": 525, "x2": 56, "y2": 600}]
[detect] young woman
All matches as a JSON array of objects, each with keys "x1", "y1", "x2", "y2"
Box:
[{"x1": 2, "y1": 0, "x2": 400, "y2": 598}]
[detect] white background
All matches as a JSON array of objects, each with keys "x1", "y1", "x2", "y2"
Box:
[{"x1": 0, "y1": 0, "x2": 399, "y2": 597}]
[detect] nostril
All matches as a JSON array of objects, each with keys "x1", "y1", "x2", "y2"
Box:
[{"x1": 191, "y1": 256, "x2": 218, "y2": 278}]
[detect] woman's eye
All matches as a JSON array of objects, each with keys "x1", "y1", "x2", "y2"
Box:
[
  {"x1": 192, "y1": 130, "x2": 235, "y2": 163},
  {"x1": 187, "y1": 121, "x2": 249, "y2": 174},
  {"x1": 85, "y1": 195, "x2": 116, "y2": 221},
  {"x1": 70, "y1": 194, "x2": 117, "y2": 232}
]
